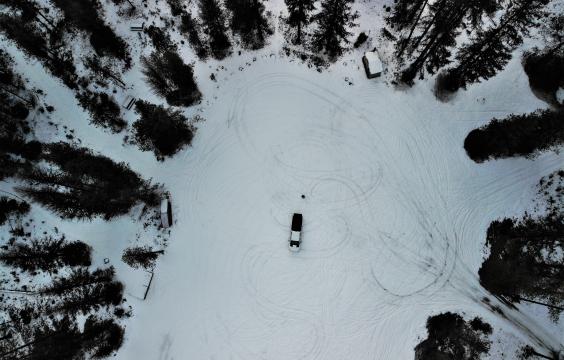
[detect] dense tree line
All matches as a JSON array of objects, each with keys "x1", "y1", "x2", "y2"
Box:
[
  {"x1": 436, "y1": 0, "x2": 550, "y2": 96},
  {"x1": 16, "y1": 142, "x2": 160, "y2": 220},
  {"x1": 414, "y1": 312, "x2": 492, "y2": 360},
  {"x1": 133, "y1": 100, "x2": 195, "y2": 159},
  {"x1": 479, "y1": 216, "x2": 564, "y2": 319},
  {"x1": 386, "y1": 0, "x2": 553, "y2": 90},
  {"x1": 464, "y1": 108, "x2": 564, "y2": 162},
  {"x1": 0, "y1": 235, "x2": 91, "y2": 272},
  {"x1": 180, "y1": 12, "x2": 209, "y2": 59}
]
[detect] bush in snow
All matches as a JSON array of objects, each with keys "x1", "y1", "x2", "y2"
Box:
[
  {"x1": 141, "y1": 50, "x2": 202, "y2": 107},
  {"x1": 464, "y1": 108, "x2": 564, "y2": 162},
  {"x1": 133, "y1": 100, "x2": 195, "y2": 159},
  {"x1": 122, "y1": 246, "x2": 164, "y2": 269},
  {"x1": 414, "y1": 312, "x2": 492, "y2": 360}
]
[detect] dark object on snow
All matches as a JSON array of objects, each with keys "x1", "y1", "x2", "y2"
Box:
[
  {"x1": 291, "y1": 213, "x2": 302, "y2": 231},
  {"x1": 301, "y1": 194, "x2": 305, "y2": 199},
  {"x1": 353, "y1": 32, "x2": 368, "y2": 48},
  {"x1": 161, "y1": 196, "x2": 172, "y2": 228}
]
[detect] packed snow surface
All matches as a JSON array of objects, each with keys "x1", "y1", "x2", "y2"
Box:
[{"x1": 113, "y1": 56, "x2": 564, "y2": 359}]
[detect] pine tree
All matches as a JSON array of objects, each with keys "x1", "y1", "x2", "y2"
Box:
[
  {"x1": 17, "y1": 142, "x2": 160, "y2": 219},
  {"x1": 199, "y1": 0, "x2": 232, "y2": 59},
  {"x1": 76, "y1": 90, "x2": 126, "y2": 132},
  {"x1": 133, "y1": 100, "x2": 195, "y2": 158},
  {"x1": 311, "y1": 0, "x2": 358, "y2": 60},
  {"x1": 122, "y1": 246, "x2": 164, "y2": 269},
  {"x1": 141, "y1": 50, "x2": 202, "y2": 107},
  {"x1": 385, "y1": 0, "x2": 429, "y2": 57},
  {"x1": 285, "y1": 0, "x2": 316, "y2": 44},
  {"x1": 436, "y1": 0, "x2": 550, "y2": 93},
  {"x1": 398, "y1": 0, "x2": 499, "y2": 85},
  {"x1": 0, "y1": 236, "x2": 91, "y2": 272},
  {"x1": 0, "y1": 197, "x2": 30, "y2": 225},
  {"x1": 180, "y1": 12, "x2": 209, "y2": 59},
  {"x1": 226, "y1": 0, "x2": 272, "y2": 49}
]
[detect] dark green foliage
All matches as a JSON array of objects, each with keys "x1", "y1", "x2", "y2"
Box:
[
  {"x1": 133, "y1": 100, "x2": 194, "y2": 158},
  {"x1": 226, "y1": 0, "x2": 272, "y2": 49},
  {"x1": 0, "y1": 13, "x2": 78, "y2": 89},
  {"x1": 311, "y1": 0, "x2": 358, "y2": 60},
  {"x1": 523, "y1": 50, "x2": 564, "y2": 105},
  {"x1": 479, "y1": 216, "x2": 564, "y2": 318},
  {"x1": 145, "y1": 25, "x2": 176, "y2": 52},
  {"x1": 0, "y1": 196, "x2": 30, "y2": 225},
  {"x1": 285, "y1": 0, "x2": 316, "y2": 44},
  {"x1": 464, "y1": 108, "x2": 564, "y2": 162},
  {"x1": 434, "y1": 0, "x2": 549, "y2": 93},
  {"x1": 166, "y1": 0, "x2": 185, "y2": 16},
  {"x1": 141, "y1": 50, "x2": 202, "y2": 107},
  {"x1": 17, "y1": 142, "x2": 160, "y2": 219},
  {"x1": 29, "y1": 316, "x2": 124, "y2": 359},
  {"x1": 180, "y1": 12, "x2": 209, "y2": 59},
  {"x1": 50, "y1": 0, "x2": 131, "y2": 65},
  {"x1": 122, "y1": 246, "x2": 164, "y2": 269},
  {"x1": 0, "y1": 235, "x2": 91, "y2": 272},
  {"x1": 385, "y1": 0, "x2": 427, "y2": 31},
  {"x1": 199, "y1": 0, "x2": 232, "y2": 59},
  {"x1": 353, "y1": 32, "x2": 368, "y2": 48},
  {"x1": 414, "y1": 312, "x2": 492, "y2": 360},
  {"x1": 77, "y1": 91, "x2": 126, "y2": 132}
]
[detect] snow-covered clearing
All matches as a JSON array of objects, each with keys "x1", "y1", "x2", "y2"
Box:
[
  {"x1": 2, "y1": 0, "x2": 563, "y2": 358},
  {"x1": 113, "y1": 54, "x2": 563, "y2": 359}
]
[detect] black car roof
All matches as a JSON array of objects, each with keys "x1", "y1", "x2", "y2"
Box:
[{"x1": 291, "y1": 213, "x2": 302, "y2": 231}]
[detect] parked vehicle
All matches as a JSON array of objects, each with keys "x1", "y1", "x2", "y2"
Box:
[{"x1": 289, "y1": 213, "x2": 303, "y2": 252}]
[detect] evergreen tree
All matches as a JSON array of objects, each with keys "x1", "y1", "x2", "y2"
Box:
[
  {"x1": 0, "y1": 197, "x2": 30, "y2": 225},
  {"x1": 464, "y1": 108, "x2": 564, "y2": 162},
  {"x1": 385, "y1": 0, "x2": 429, "y2": 57},
  {"x1": 17, "y1": 142, "x2": 160, "y2": 220},
  {"x1": 398, "y1": 0, "x2": 498, "y2": 84},
  {"x1": 180, "y1": 12, "x2": 209, "y2": 59},
  {"x1": 50, "y1": 0, "x2": 131, "y2": 65},
  {"x1": 415, "y1": 313, "x2": 492, "y2": 360},
  {"x1": 435, "y1": 0, "x2": 549, "y2": 93},
  {"x1": 122, "y1": 246, "x2": 164, "y2": 269},
  {"x1": 76, "y1": 90, "x2": 126, "y2": 132},
  {"x1": 133, "y1": 100, "x2": 195, "y2": 159},
  {"x1": 479, "y1": 216, "x2": 564, "y2": 319},
  {"x1": 199, "y1": 0, "x2": 232, "y2": 59},
  {"x1": 0, "y1": 236, "x2": 91, "y2": 272},
  {"x1": 226, "y1": 0, "x2": 272, "y2": 49},
  {"x1": 145, "y1": 25, "x2": 176, "y2": 52},
  {"x1": 141, "y1": 50, "x2": 202, "y2": 107},
  {"x1": 285, "y1": 0, "x2": 316, "y2": 44},
  {"x1": 311, "y1": 0, "x2": 358, "y2": 60}
]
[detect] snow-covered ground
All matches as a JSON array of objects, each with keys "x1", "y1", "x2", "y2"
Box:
[
  {"x1": 2, "y1": 0, "x2": 564, "y2": 358},
  {"x1": 116, "y1": 54, "x2": 562, "y2": 358}
]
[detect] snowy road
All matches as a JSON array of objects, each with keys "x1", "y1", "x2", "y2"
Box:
[{"x1": 118, "y1": 58, "x2": 564, "y2": 360}]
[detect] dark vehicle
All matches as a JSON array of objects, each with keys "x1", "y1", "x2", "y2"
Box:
[{"x1": 289, "y1": 213, "x2": 303, "y2": 252}]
